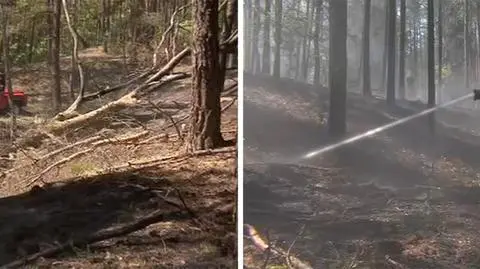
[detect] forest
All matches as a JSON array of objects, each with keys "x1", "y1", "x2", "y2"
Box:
[
  {"x1": 244, "y1": 0, "x2": 480, "y2": 268},
  {"x1": 0, "y1": 0, "x2": 238, "y2": 268}
]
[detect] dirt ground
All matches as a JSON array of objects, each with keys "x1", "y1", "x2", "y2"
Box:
[
  {"x1": 243, "y1": 73, "x2": 480, "y2": 269},
  {"x1": 0, "y1": 51, "x2": 237, "y2": 268}
]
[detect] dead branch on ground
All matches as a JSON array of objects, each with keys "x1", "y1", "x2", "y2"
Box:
[
  {"x1": 385, "y1": 255, "x2": 409, "y2": 269},
  {"x1": 1, "y1": 210, "x2": 192, "y2": 269},
  {"x1": 147, "y1": 100, "x2": 184, "y2": 142},
  {"x1": 24, "y1": 131, "x2": 149, "y2": 187},
  {"x1": 1, "y1": 135, "x2": 104, "y2": 177},
  {"x1": 138, "y1": 98, "x2": 237, "y2": 145},
  {"x1": 94, "y1": 147, "x2": 236, "y2": 176},
  {"x1": 81, "y1": 67, "x2": 155, "y2": 101},
  {"x1": 245, "y1": 224, "x2": 314, "y2": 269}
]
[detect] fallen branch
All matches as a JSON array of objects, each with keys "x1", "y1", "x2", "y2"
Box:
[
  {"x1": 221, "y1": 97, "x2": 237, "y2": 112},
  {"x1": 147, "y1": 100, "x2": 184, "y2": 142},
  {"x1": 47, "y1": 73, "x2": 187, "y2": 135},
  {"x1": 385, "y1": 255, "x2": 409, "y2": 269},
  {"x1": 222, "y1": 82, "x2": 238, "y2": 97},
  {"x1": 139, "y1": 99, "x2": 237, "y2": 145},
  {"x1": 81, "y1": 68, "x2": 155, "y2": 101},
  {"x1": 1, "y1": 210, "x2": 192, "y2": 269},
  {"x1": 1, "y1": 135, "x2": 103, "y2": 177},
  {"x1": 24, "y1": 131, "x2": 149, "y2": 187},
  {"x1": 100, "y1": 147, "x2": 236, "y2": 174},
  {"x1": 245, "y1": 224, "x2": 314, "y2": 269}
]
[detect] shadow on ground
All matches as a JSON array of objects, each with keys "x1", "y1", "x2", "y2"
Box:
[{"x1": 0, "y1": 168, "x2": 235, "y2": 268}]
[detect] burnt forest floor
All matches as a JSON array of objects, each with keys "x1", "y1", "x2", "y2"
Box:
[
  {"x1": 0, "y1": 48, "x2": 237, "y2": 268},
  {"x1": 244, "y1": 73, "x2": 480, "y2": 269}
]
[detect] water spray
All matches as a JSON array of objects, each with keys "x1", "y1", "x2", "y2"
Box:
[{"x1": 302, "y1": 91, "x2": 477, "y2": 160}]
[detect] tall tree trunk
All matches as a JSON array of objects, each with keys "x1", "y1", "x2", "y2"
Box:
[
  {"x1": 477, "y1": 3, "x2": 480, "y2": 83},
  {"x1": 438, "y1": 0, "x2": 443, "y2": 103},
  {"x1": 219, "y1": 0, "x2": 236, "y2": 87},
  {"x1": 328, "y1": 0, "x2": 347, "y2": 136},
  {"x1": 262, "y1": 0, "x2": 271, "y2": 74},
  {"x1": 313, "y1": 0, "x2": 323, "y2": 86},
  {"x1": 251, "y1": 0, "x2": 260, "y2": 73},
  {"x1": 47, "y1": 0, "x2": 53, "y2": 68},
  {"x1": 465, "y1": 0, "x2": 470, "y2": 88},
  {"x1": 427, "y1": 0, "x2": 435, "y2": 132},
  {"x1": 273, "y1": 0, "x2": 282, "y2": 78},
  {"x1": 362, "y1": 0, "x2": 371, "y2": 97},
  {"x1": 188, "y1": 0, "x2": 226, "y2": 150},
  {"x1": 244, "y1": 0, "x2": 252, "y2": 71},
  {"x1": 301, "y1": 0, "x2": 312, "y2": 80},
  {"x1": 398, "y1": 0, "x2": 406, "y2": 99},
  {"x1": 386, "y1": 0, "x2": 396, "y2": 105},
  {"x1": 381, "y1": 0, "x2": 389, "y2": 89},
  {"x1": 2, "y1": 7, "x2": 16, "y2": 140},
  {"x1": 51, "y1": 0, "x2": 62, "y2": 113},
  {"x1": 413, "y1": 14, "x2": 418, "y2": 93}
]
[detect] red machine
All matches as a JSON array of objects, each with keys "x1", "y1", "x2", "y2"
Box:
[
  {"x1": 0, "y1": 87, "x2": 28, "y2": 114},
  {"x1": 0, "y1": 72, "x2": 28, "y2": 114}
]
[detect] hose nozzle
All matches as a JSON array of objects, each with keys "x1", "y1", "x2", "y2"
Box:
[{"x1": 474, "y1": 89, "x2": 480, "y2": 101}]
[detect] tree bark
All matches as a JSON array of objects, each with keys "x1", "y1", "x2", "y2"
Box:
[
  {"x1": 1, "y1": 6, "x2": 16, "y2": 140},
  {"x1": 427, "y1": 0, "x2": 435, "y2": 133},
  {"x1": 245, "y1": 0, "x2": 252, "y2": 71},
  {"x1": 328, "y1": 0, "x2": 347, "y2": 136},
  {"x1": 362, "y1": 0, "x2": 371, "y2": 97},
  {"x1": 381, "y1": 0, "x2": 389, "y2": 89},
  {"x1": 386, "y1": 0, "x2": 396, "y2": 106},
  {"x1": 273, "y1": 0, "x2": 282, "y2": 78},
  {"x1": 438, "y1": 0, "x2": 443, "y2": 103},
  {"x1": 262, "y1": 0, "x2": 271, "y2": 74},
  {"x1": 301, "y1": 0, "x2": 312, "y2": 80},
  {"x1": 51, "y1": 0, "x2": 62, "y2": 113},
  {"x1": 465, "y1": 0, "x2": 470, "y2": 88},
  {"x1": 398, "y1": 0, "x2": 406, "y2": 100},
  {"x1": 313, "y1": 0, "x2": 322, "y2": 86},
  {"x1": 188, "y1": 0, "x2": 226, "y2": 151}
]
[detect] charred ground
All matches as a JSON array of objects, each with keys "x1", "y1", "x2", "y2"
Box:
[{"x1": 244, "y1": 73, "x2": 480, "y2": 269}]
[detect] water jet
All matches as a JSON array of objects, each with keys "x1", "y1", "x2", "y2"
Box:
[{"x1": 302, "y1": 92, "x2": 475, "y2": 160}]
